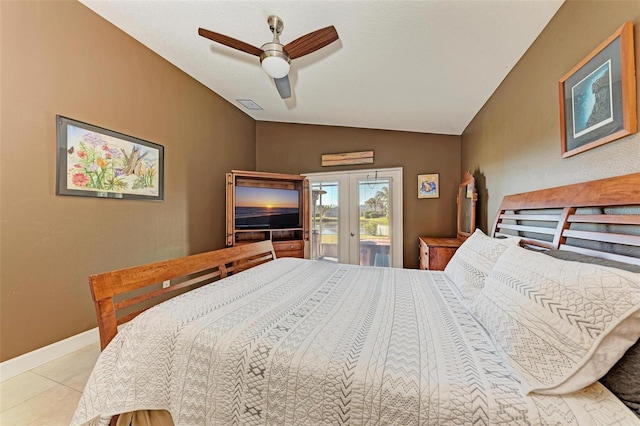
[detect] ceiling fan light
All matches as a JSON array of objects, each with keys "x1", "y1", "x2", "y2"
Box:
[
  {"x1": 261, "y1": 56, "x2": 290, "y2": 79},
  {"x1": 260, "y1": 42, "x2": 291, "y2": 79}
]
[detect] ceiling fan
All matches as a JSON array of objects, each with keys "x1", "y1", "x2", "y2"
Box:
[{"x1": 198, "y1": 16, "x2": 339, "y2": 99}]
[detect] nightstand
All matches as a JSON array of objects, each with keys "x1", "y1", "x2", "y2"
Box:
[
  {"x1": 418, "y1": 171, "x2": 477, "y2": 270},
  {"x1": 418, "y1": 237, "x2": 463, "y2": 270}
]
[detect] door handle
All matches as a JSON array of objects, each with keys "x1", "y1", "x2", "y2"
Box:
[{"x1": 350, "y1": 232, "x2": 355, "y2": 237}]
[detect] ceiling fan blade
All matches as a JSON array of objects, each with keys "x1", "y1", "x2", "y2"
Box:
[
  {"x1": 274, "y1": 75, "x2": 291, "y2": 99},
  {"x1": 284, "y1": 26, "x2": 338, "y2": 60},
  {"x1": 198, "y1": 28, "x2": 262, "y2": 57}
]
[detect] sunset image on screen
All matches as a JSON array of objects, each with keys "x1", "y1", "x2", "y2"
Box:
[
  {"x1": 235, "y1": 187, "x2": 298, "y2": 208},
  {"x1": 234, "y1": 186, "x2": 301, "y2": 229}
]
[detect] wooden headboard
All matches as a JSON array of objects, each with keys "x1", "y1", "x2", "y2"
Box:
[{"x1": 491, "y1": 172, "x2": 640, "y2": 265}]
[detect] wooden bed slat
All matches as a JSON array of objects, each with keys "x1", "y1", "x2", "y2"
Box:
[
  {"x1": 558, "y1": 244, "x2": 640, "y2": 266},
  {"x1": 562, "y1": 229, "x2": 640, "y2": 247},
  {"x1": 519, "y1": 238, "x2": 556, "y2": 250},
  {"x1": 497, "y1": 223, "x2": 557, "y2": 235},
  {"x1": 567, "y1": 214, "x2": 640, "y2": 225},
  {"x1": 498, "y1": 213, "x2": 561, "y2": 222},
  {"x1": 552, "y1": 207, "x2": 575, "y2": 249},
  {"x1": 113, "y1": 270, "x2": 223, "y2": 311}
]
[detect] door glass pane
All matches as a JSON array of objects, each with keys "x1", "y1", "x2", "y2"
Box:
[
  {"x1": 311, "y1": 182, "x2": 339, "y2": 263},
  {"x1": 358, "y1": 178, "x2": 391, "y2": 267}
]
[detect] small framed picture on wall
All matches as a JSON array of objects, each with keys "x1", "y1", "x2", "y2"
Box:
[{"x1": 418, "y1": 173, "x2": 439, "y2": 199}]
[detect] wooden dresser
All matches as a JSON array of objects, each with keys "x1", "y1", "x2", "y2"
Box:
[
  {"x1": 419, "y1": 237, "x2": 463, "y2": 271},
  {"x1": 419, "y1": 172, "x2": 477, "y2": 271}
]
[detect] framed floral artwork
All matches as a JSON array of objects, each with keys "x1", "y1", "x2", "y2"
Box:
[{"x1": 56, "y1": 115, "x2": 164, "y2": 201}]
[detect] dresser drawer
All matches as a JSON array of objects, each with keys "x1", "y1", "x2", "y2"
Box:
[
  {"x1": 273, "y1": 240, "x2": 304, "y2": 258},
  {"x1": 426, "y1": 247, "x2": 458, "y2": 271},
  {"x1": 419, "y1": 240, "x2": 429, "y2": 270}
]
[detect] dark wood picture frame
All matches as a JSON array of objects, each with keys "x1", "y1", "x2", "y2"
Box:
[
  {"x1": 56, "y1": 115, "x2": 164, "y2": 201},
  {"x1": 558, "y1": 21, "x2": 637, "y2": 158}
]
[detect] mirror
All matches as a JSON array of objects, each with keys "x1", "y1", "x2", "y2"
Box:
[{"x1": 457, "y1": 171, "x2": 477, "y2": 239}]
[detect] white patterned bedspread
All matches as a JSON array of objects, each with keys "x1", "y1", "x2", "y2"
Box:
[{"x1": 72, "y1": 258, "x2": 639, "y2": 425}]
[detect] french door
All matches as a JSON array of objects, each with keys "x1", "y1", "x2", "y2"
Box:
[{"x1": 305, "y1": 168, "x2": 403, "y2": 267}]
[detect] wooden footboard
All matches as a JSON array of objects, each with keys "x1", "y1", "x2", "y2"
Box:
[{"x1": 89, "y1": 240, "x2": 276, "y2": 350}]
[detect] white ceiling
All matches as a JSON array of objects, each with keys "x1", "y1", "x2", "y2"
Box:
[{"x1": 79, "y1": 0, "x2": 563, "y2": 135}]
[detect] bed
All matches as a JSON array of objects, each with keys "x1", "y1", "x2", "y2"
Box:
[{"x1": 72, "y1": 172, "x2": 640, "y2": 426}]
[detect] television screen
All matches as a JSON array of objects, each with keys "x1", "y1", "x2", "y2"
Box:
[{"x1": 235, "y1": 186, "x2": 301, "y2": 229}]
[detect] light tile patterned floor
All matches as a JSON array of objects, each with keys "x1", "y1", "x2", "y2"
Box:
[{"x1": 0, "y1": 343, "x2": 100, "y2": 426}]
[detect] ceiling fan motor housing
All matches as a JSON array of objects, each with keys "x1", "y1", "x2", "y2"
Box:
[{"x1": 260, "y1": 42, "x2": 291, "y2": 78}]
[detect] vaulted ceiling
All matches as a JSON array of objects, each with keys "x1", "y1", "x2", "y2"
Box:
[{"x1": 80, "y1": 0, "x2": 563, "y2": 135}]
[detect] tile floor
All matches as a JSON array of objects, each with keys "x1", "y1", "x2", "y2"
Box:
[{"x1": 0, "y1": 343, "x2": 100, "y2": 426}]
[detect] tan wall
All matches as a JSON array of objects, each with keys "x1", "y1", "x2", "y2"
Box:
[
  {"x1": 0, "y1": 1, "x2": 256, "y2": 361},
  {"x1": 256, "y1": 122, "x2": 461, "y2": 269},
  {"x1": 462, "y1": 0, "x2": 640, "y2": 232}
]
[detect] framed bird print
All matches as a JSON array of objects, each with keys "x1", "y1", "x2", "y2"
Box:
[
  {"x1": 56, "y1": 115, "x2": 164, "y2": 201},
  {"x1": 558, "y1": 22, "x2": 637, "y2": 158}
]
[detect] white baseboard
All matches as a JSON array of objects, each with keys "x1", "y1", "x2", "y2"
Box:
[{"x1": 0, "y1": 327, "x2": 99, "y2": 382}]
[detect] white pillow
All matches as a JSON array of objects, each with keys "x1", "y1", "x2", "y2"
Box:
[
  {"x1": 444, "y1": 229, "x2": 520, "y2": 304},
  {"x1": 470, "y1": 246, "x2": 640, "y2": 395}
]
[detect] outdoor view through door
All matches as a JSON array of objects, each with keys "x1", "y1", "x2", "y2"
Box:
[
  {"x1": 307, "y1": 168, "x2": 403, "y2": 268},
  {"x1": 311, "y1": 181, "x2": 340, "y2": 262}
]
